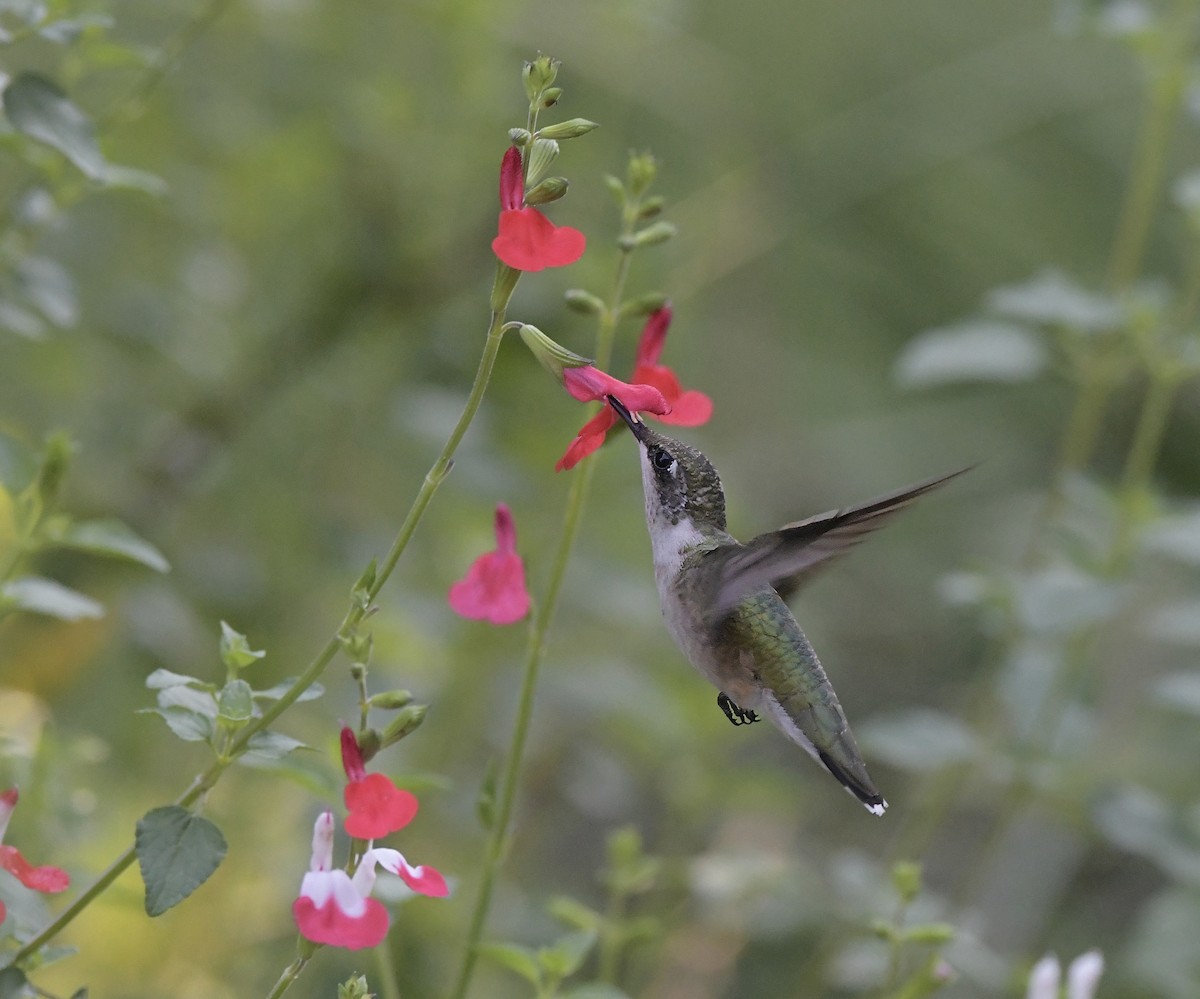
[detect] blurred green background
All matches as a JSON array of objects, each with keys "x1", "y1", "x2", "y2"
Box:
[{"x1": 3, "y1": 0, "x2": 1200, "y2": 996}]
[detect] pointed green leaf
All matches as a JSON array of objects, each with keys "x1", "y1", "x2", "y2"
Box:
[
  {"x1": 138, "y1": 706, "x2": 214, "y2": 743},
  {"x1": 985, "y1": 269, "x2": 1122, "y2": 332},
  {"x1": 219, "y1": 620, "x2": 265, "y2": 669},
  {"x1": 252, "y1": 679, "x2": 324, "y2": 702},
  {"x1": 1, "y1": 576, "x2": 103, "y2": 620},
  {"x1": 135, "y1": 806, "x2": 227, "y2": 915},
  {"x1": 538, "y1": 929, "x2": 597, "y2": 979},
  {"x1": 154, "y1": 680, "x2": 217, "y2": 718},
  {"x1": 477, "y1": 942, "x2": 541, "y2": 984},
  {"x1": 145, "y1": 668, "x2": 210, "y2": 691},
  {"x1": 54, "y1": 518, "x2": 169, "y2": 572},
  {"x1": 3, "y1": 73, "x2": 107, "y2": 179},
  {"x1": 548, "y1": 895, "x2": 603, "y2": 931},
  {"x1": 894, "y1": 321, "x2": 1047, "y2": 388},
  {"x1": 0, "y1": 967, "x2": 32, "y2": 999},
  {"x1": 238, "y1": 730, "x2": 308, "y2": 766}
]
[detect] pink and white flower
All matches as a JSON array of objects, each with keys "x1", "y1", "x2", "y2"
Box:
[{"x1": 0, "y1": 787, "x2": 69, "y2": 927}]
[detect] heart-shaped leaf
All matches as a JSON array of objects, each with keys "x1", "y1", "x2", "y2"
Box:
[{"x1": 135, "y1": 806, "x2": 227, "y2": 916}]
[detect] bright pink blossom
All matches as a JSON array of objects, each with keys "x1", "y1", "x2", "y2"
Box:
[
  {"x1": 491, "y1": 147, "x2": 585, "y2": 272},
  {"x1": 0, "y1": 787, "x2": 69, "y2": 926},
  {"x1": 292, "y1": 812, "x2": 448, "y2": 950},
  {"x1": 557, "y1": 306, "x2": 711, "y2": 470},
  {"x1": 340, "y1": 727, "x2": 419, "y2": 840},
  {"x1": 448, "y1": 504, "x2": 531, "y2": 625}
]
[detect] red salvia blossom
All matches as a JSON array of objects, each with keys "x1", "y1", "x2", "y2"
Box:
[
  {"x1": 447, "y1": 503, "x2": 531, "y2": 625},
  {"x1": 0, "y1": 787, "x2": 70, "y2": 927},
  {"x1": 557, "y1": 305, "x2": 712, "y2": 470},
  {"x1": 491, "y1": 147, "x2": 585, "y2": 272},
  {"x1": 340, "y1": 727, "x2": 419, "y2": 840}
]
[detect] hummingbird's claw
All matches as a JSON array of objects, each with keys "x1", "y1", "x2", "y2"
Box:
[{"x1": 717, "y1": 691, "x2": 760, "y2": 726}]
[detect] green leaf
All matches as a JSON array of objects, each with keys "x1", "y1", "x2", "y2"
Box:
[
  {"x1": 238, "y1": 730, "x2": 308, "y2": 766},
  {"x1": 1152, "y1": 671, "x2": 1200, "y2": 715},
  {"x1": 1142, "y1": 509, "x2": 1200, "y2": 565},
  {"x1": 145, "y1": 668, "x2": 210, "y2": 691},
  {"x1": 54, "y1": 518, "x2": 169, "y2": 571},
  {"x1": 538, "y1": 929, "x2": 597, "y2": 979},
  {"x1": 219, "y1": 620, "x2": 264, "y2": 669},
  {"x1": 548, "y1": 895, "x2": 603, "y2": 931},
  {"x1": 135, "y1": 806, "x2": 228, "y2": 915},
  {"x1": 3, "y1": 73, "x2": 107, "y2": 179},
  {"x1": 154, "y1": 679, "x2": 218, "y2": 718},
  {"x1": 16, "y1": 256, "x2": 76, "y2": 328},
  {"x1": 984, "y1": 269, "x2": 1122, "y2": 332},
  {"x1": 0, "y1": 967, "x2": 32, "y2": 999},
  {"x1": 216, "y1": 678, "x2": 253, "y2": 725},
  {"x1": 894, "y1": 321, "x2": 1047, "y2": 388},
  {"x1": 252, "y1": 679, "x2": 324, "y2": 702},
  {"x1": 1, "y1": 576, "x2": 103, "y2": 620},
  {"x1": 858, "y1": 709, "x2": 979, "y2": 773},
  {"x1": 477, "y1": 942, "x2": 541, "y2": 984},
  {"x1": 138, "y1": 705, "x2": 214, "y2": 743}
]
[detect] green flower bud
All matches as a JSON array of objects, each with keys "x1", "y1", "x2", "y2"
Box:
[
  {"x1": 619, "y1": 221, "x2": 677, "y2": 250},
  {"x1": 507, "y1": 127, "x2": 532, "y2": 146},
  {"x1": 519, "y1": 323, "x2": 594, "y2": 381},
  {"x1": 539, "y1": 87, "x2": 563, "y2": 108},
  {"x1": 35, "y1": 432, "x2": 75, "y2": 510},
  {"x1": 901, "y1": 922, "x2": 955, "y2": 945},
  {"x1": 619, "y1": 292, "x2": 670, "y2": 319},
  {"x1": 524, "y1": 177, "x2": 569, "y2": 205},
  {"x1": 537, "y1": 117, "x2": 600, "y2": 141},
  {"x1": 564, "y1": 288, "x2": 606, "y2": 315},
  {"x1": 523, "y1": 55, "x2": 560, "y2": 101},
  {"x1": 891, "y1": 860, "x2": 922, "y2": 903},
  {"x1": 356, "y1": 726, "x2": 381, "y2": 763},
  {"x1": 627, "y1": 152, "x2": 658, "y2": 197},
  {"x1": 349, "y1": 662, "x2": 366, "y2": 681},
  {"x1": 217, "y1": 678, "x2": 253, "y2": 726},
  {"x1": 219, "y1": 620, "x2": 265, "y2": 671},
  {"x1": 337, "y1": 974, "x2": 373, "y2": 999},
  {"x1": 637, "y1": 195, "x2": 665, "y2": 220},
  {"x1": 381, "y1": 704, "x2": 427, "y2": 746},
  {"x1": 370, "y1": 689, "x2": 414, "y2": 710},
  {"x1": 343, "y1": 630, "x2": 372, "y2": 664},
  {"x1": 603, "y1": 174, "x2": 626, "y2": 206},
  {"x1": 525, "y1": 138, "x2": 559, "y2": 189}
]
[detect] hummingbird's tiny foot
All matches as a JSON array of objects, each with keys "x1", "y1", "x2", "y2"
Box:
[{"x1": 717, "y1": 692, "x2": 760, "y2": 726}]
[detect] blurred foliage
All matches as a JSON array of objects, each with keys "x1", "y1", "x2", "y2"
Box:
[{"x1": 2, "y1": 0, "x2": 1200, "y2": 997}]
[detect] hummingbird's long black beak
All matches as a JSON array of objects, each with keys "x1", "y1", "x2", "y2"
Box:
[{"x1": 607, "y1": 395, "x2": 649, "y2": 442}]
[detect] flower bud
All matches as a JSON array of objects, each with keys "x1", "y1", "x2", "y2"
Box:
[
  {"x1": 524, "y1": 177, "x2": 569, "y2": 206},
  {"x1": 35, "y1": 432, "x2": 74, "y2": 510},
  {"x1": 539, "y1": 87, "x2": 563, "y2": 108},
  {"x1": 523, "y1": 55, "x2": 560, "y2": 100},
  {"x1": 890, "y1": 860, "x2": 921, "y2": 903},
  {"x1": 507, "y1": 127, "x2": 532, "y2": 146},
  {"x1": 537, "y1": 117, "x2": 600, "y2": 141},
  {"x1": 220, "y1": 620, "x2": 265, "y2": 671},
  {"x1": 627, "y1": 152, "x2": 658, "y2": 197},
  {"x1": 565, "y1": 289, "x2": 606, "y2": 315},
  {"x1": 901, "y1": 922, "x2": 955, "y2": 945},
  {"x1": 519, "y1": 323, "x2": 594, "y2": 381},
  {"x1": 382, "y1": 704, "x2": 427, "y2": 747},
  {"x1": 637, "y1": 195, "x2": 665, "y2": 220},
  {"x1": 370, "y1": 689, "x2": 414, "y2": 710},
  {"x1": 603, "y1": 174, "x2": 625, "y2": 206},
  {"x1": 356, "y1": 726, "x2": 382, "y2": 764},
  {"x1": 618, "y1": 292, "x2": 670, "y2": 319},
  {"x1": 525, "y1": 138, "x2": 559, "y2": 189},
  {"x1": 217, "y1": 678, "x2": 253, "y2": 726},
  {"x1": 619, "y1": 221, "x2": 677, "y2": 251}
]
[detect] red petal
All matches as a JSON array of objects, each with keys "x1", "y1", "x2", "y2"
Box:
[
  {"x1": 493, "y1": 503, "x2": 518, "y2": 557},
  {"x1": 448, "y1": 551, "x2": 531, "y2": 625},
  {"x1": 499, "y1": 147, "x2": 523, "y2": 211},
  {"x1": 556, "y1": 408, "x2": 617, "y2": 472},
  {"x1": 632, "y1": 362, "x2": 684, "y2": 401},
  {"x1": 340, "y1": 727, "x2": 367, "y2": 783},
  {"x1": 492, "y1": 209, "x2": 585, "y2": 271},
  {"x1": 397, "y1": 862, "x2": 450, "y2": 898},
  {"x1": 293, "y1": 894, "x2": 390, "y2": 950},
  {"x1": 562, "y1": 367, "x2": 670, "y2": 415},
  {"x1": 0, "y1": 846, "x2": 68, "y2": 893},
  {"x1": 657, "y1": 390, "x2": 713, "y2": 427},
  {"x1": 635, "y1": 305, "x2": 673, "y2": 367},
  {"x1": 344, "y1": 774, "x2": 419, "y2": 839}
]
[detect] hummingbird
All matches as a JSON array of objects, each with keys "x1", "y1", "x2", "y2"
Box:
[{"x1": 607, "y1": 396, "x2": 966, "y2": 815}]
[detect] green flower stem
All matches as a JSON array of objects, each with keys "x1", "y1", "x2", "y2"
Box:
[
  {"x1": 449, "y1": 229, "x2": 638, "y2": 999},
  {"x1": 5, "y1": 269, "x2": 520, "y2": 974},
  {"x1": 264, "y1": 952, "x2": 312, "y2": 999}
]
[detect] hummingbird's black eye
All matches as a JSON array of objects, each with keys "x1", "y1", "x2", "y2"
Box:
[{"x1": 650, "y1": 446, "x2": 675, "y2": 472}]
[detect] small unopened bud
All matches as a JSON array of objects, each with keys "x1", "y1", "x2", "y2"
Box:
[
  {"x1": 637, "y1": 195, "x2": 665, "y2": 220},
  {"x1": 382, "y1": 704, "x2": 427, "y2": 746},
  {"x1": 524, "y1": 177, "x2": 569, "y2": 206},
  {"x1": 603, "y1": 174, "x2": 625, "y2": 206},
  {"x1": 523, "y1": 55, "x2": 560, "y2": 101},
  {"x1": 525, "y1": 138, "x2": 560, "y2": 189},
  {"x1": 539, "y1": 87, "x2": 563, "y2": 108},
  {"x1": 356, "y1": 727, "x2": 382, "y2": 764},
  {"x1": 565, "y1": 289, "x2": 606, "y2": 315},
  {"x1": 890, "y1": 860, "x2": 922, "y2": 903},
  {"x1": 349, "y1": 662, "x2": 366, "y2": 681},
  {"x1": 619, "y1": 292, "x2": 670, "y2": 319},
  {"x1": 35, "y1": 432, "x2": 75, "y2": 510},
  {"x1": 619, "y1": 221, "x2": 677, "y2": 250},
  {"x1": 537, "y1": 117, "x2": 599, "y2": 141},
  {"x1": 627, "y1": 152, "x2": 658, "y2": 197},
  {"x1": 220, "y1": 621, "x2": 265, "y2": 671},
  {"x1": 217, "y1": 679, "x2": 253, "y2": 726},
  {"x1": 519, "y1": 323, "x2": 594, "y2": 382},
  {"x1": 902, "y1": 922, "x2": 955, "y2": 945},
  {"x1": 370, "y1": 689, "x2": 414, "y2": 710},
  {"x1": 507, "y1": 127, "x2": 532, "y2": 146},
  {"x1": 342, "y1": 631, "x2": 372, "y2": 665}
]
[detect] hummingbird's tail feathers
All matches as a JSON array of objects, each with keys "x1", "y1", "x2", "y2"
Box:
[
  {"x1": 708, "y1": 466, "x2": 972, "y2": 618},
  {"x1": 817, "y1": 750, "x2": 889, "y2": 816}
]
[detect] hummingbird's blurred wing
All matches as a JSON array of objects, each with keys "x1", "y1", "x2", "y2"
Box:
[{"x1": 707, "y1": 467, "x2": 970, "y2": 619}]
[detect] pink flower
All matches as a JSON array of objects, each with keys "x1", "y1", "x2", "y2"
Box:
[
  {"x1": 0, "y1": 787, "x2": 69, "y2": 926},
  {"x1": 292, "y1": 812, "x2": 448, "y2": 950},
  {"x1": 557, "y1": 306, "x2": 711, "y2": 470},
  {"x1": 491, "y1": 147, "x2": 585, "y2": 272},
  {"x1": 340, "y1": 727, "x2": 419, "y2": 840},
  {"x1": 448, "y1": 504, "x2": 531, "y2": 625}
]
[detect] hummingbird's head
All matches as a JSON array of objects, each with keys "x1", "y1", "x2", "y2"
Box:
[{"x1": 607, "y1": 396, "x2": 726, "y2": 531}]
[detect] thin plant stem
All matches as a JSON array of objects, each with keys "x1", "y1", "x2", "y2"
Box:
[
  {"x1": 448, "y1": 220, "x2": 639, "y2": 999},
  {"x1": 264, "y1": 952, "x2": 313, "y2": 999},
  {"x1": 5, "y1": 271, "x2": 518, "y2": 973}
]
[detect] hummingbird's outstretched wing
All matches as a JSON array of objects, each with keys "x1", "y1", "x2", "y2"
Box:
[{"x1": 705, "y1": 467, "x2": 970, "y2": 620}]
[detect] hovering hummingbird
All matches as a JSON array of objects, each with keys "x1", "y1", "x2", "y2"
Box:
[{"x1": 607, "y1": 396, "x2": 966, "y2": 815}]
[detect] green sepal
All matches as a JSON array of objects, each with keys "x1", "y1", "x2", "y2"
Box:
[
  {"x1": 619, "y1": 292, "x2": 670, "y2": 319},
  {"x1": 619, "y1": 221, "x2": 677, "y2": 250},
  {"x1": 381, "y1": 704, "x2": 426, "y2": 747},
  {"x1": 519, "y1": 324, "x2": 594, "y2": 381},
  {"x1": 219, "y1": 621, "x2": 265, "y2": 671},
  {"x1": 536, "y1": 117, "x2": 599, "y2": 141},
  {"x1": 564, "y1": 289, "x2": 606, "y2": 315},
  {"x1": 370, "y1": 689, "x2": 414, "y2": 710},
  {"x1": 524, "y1": 177, "x2": 569, "y2": 205}
]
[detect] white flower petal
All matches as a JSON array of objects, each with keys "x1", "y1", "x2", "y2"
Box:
[
  {"x1": 1067, "y1": 950, "x2": 1104, "y2": 999},
  {"x1": 1027, "y1": 954, "x2": 1061, "y2": 999}
]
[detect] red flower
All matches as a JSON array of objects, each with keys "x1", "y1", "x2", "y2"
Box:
[
  {"x1": 340, "y1": 728, "x2": 419, "y2": 840},
  {"x1": 447, "y1": 504, "x2": 531, "y2": 625},
  {"x1": 557, "y1": 305, "x2": 711, "y2": 470},
  {"x1": 491, "y1": 147, "x2": 585, "y2": 272},
  {"x1": 0, "y1": 787, "x2": 70, "y2": 927}
]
